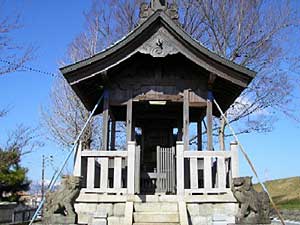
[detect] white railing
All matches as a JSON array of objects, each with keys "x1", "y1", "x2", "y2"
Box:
[
  {"x1": 74, "y1": 141, "x2": 140, "y2": 195},
  {"x1": 176, "y1": 141, "x2": 239, "y2": 195}
]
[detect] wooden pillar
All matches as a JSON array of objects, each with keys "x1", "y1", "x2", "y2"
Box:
[
  {"x1": 126, "y1": 98, "x2": 133, "y2": 145},
  {"x1": 206, "y1": 91, "x2": 213, "y2": 151},
  {"x1": 110, "y1": 119, "x2": 116, "y2": 150},
  {"x1": 219, "y1": 116, "x2": 226, "y2": 151},
  {"x1": 102, "y1": 90, "x2": 109, "y2": 151},
  {"x1": 197, "y1": 120, "x2": 202, "y2": 151},
  {"x1": 183, "y1": 89, "x2": 189, "y2": 151},
  {"x1": 177, "y1": 121, "x2": 183, "y2": 141},
  {"x1": 132, "y1": 118, "x2": 136, "y2": 142}
]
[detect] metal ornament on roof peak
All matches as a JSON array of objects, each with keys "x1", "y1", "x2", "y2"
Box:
[
  {"x1": 139, "y1": 0, "x2": 179, "y2": 23},
  {"x1": 151, "y1": 0, "x2": 167, "y2": 10}
]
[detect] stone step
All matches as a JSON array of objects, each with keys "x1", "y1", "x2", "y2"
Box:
[
  {"x1": 134, "y1": 202, "x2": 178, "y2": 212},
  {"x1": 107, "y1": 216, "x2": 125, "y2": 225},
  {"x1": 133, "y1": 223, "x2": 180, "y2": 225},
  {"x1": 133, "y1": 212, "x2": 179, "y2": 223}
]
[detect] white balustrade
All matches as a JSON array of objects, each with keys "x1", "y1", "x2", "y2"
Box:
[
  {"x1": 74, "y1": 141, "x2": 140, "y2": 195},
  {"x1": 74, "y1": 141, "x2": 238, "y2": 196},
  {"x1": 176, "y1": 141, "x2": 239, "y2": 195}
]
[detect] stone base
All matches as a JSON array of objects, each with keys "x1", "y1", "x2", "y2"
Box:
[
  {"x1": 35, "y1": 224, "x2": 76, "y2": 225},
  {"x1": 43, "y1": 214, "x2": 76, "y2": 224},
  {"x1": 228, "y1": 223, "x2": 271, "y2": 225},
  {"x1": 235, "y1": 219, "x2": 271, "y2": 225},
  {"x1": 75, "y1": 194, "x2": 239, "y2": 225}
]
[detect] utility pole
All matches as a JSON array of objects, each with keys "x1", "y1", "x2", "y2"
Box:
[
  {"x1": 41, "y1": 155, "x2": 45, "y2": 216},
  {"x1": 41, "y1": 154, "x2": 53, "y2": 216}
]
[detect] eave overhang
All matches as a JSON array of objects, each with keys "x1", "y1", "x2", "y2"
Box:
[
  {"x1": 60, "y1": 10, "x2": 255, "y2": 85},
  {"x1": 59, "y1": 10, "x2": 256, "y2": 115}
]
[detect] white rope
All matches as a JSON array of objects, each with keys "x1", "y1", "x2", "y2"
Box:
[
  {"x1": 213, "y1": 99, "x2": 286, "y2": 225},
  {"x1": 29, "y1": 92, "x2": 104, "y2": 225}
]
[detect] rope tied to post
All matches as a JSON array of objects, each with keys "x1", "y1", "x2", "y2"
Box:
[
  {"x1": 213, "y1": 98, "x2": 286, "y2": 225},
  {"x1": 29, "y1": 92, "x2": 104, "y2": 225}
]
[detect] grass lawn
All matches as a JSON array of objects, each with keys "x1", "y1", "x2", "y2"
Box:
[
  {"x1": 254, "y1": 176, "x2": 300, "y2": 210},
  {"x1": 277, "y1": 199, "x2": 300, "y2": 210}
]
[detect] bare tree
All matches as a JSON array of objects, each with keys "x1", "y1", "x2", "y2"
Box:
[
  {"x1": 42, "y1": 0, "x2": 141, "y2": 148},
  {"x1": 0, "y1": 108, "x2": 8, "y2": 118},
  {"x1": 0, "y1": 1, "x2": 34, "y2": 76},
  {"x1": 43, "y1": 0, "x2": 299, "y2": 150},
  {"x1": 63, "y1": 0, "x2": 142, "y2": 64},
  {"x1": 41, "y1": 77, "x2": 102, "y2": 149},
  {"x1": 181, "y1": 0, "x2": 300, "y2": 148},
  {"x1": 4, "y1": 124, "x2": 42, "y2": 157}
]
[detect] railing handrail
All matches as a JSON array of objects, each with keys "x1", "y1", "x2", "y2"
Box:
[
  {"x1": 82, "y1": 148, "x2": 127, "y2": 151},
  {"x1": 81, "y1": 150, "x2": 128, "y2": 158},
  {"x1": 183, "y1": 150, "x2": 231, "y2": 158}
]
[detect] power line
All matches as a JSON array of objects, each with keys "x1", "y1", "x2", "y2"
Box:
[{"x1": 0, "y1": 58, "x2": 60, "y2": 78}]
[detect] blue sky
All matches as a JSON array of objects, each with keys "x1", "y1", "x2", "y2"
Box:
[{"x1": 0, "y1": 0, "x2": 299, "y2": 186}]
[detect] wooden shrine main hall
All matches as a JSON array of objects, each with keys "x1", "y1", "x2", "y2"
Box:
[{"x1": 60, "y1": 1, "x2": 256, "y2": 224}]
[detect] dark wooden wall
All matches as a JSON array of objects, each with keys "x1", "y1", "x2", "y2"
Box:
[{"x1": 107, "y1": 53, "x2": 209, "y2": 108}]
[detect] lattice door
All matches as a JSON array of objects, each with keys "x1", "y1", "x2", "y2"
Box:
[{"x1": 156, "y1": 146, "x2": 176, "y2": 194}]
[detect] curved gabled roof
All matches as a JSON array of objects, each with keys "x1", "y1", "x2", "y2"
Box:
[{"x1": 60, "y1": 10, "x2": 255, "y2": 88}]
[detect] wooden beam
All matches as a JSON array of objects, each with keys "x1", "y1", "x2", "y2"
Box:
[
  {"x1": 183, "y1": 89, "x2": 189, "y2": 151},
  {"x1": 206, "y1": 91, "x2": 213, "y2": 151},
  {"x1": 110, "y1": 120, "x2": 116, "y2": 150},
  {"x1": 189, "y1": 102, "x2": 207, "y2": 107},
  {"x1": 197, "y1": 120, "x2": 202, "y2": 151},
  {"x1": 126, "y1": 98, "x2": 133, "y2": 144},
  {"x1": 135, "y1": 94, "x2": 183, "y2": 102},
  {"x1": 208, "y1": 73, "x2": 217, "y2": 86},
  {"x1": 102, "y1": 90, "x2": 109, "y2": 151}
]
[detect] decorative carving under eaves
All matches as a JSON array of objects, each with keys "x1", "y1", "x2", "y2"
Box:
[{"x1": 138, "y1": 28, "x2": 179, "y2": 57}]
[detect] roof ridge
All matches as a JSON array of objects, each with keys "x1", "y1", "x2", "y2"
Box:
[{"x1": 60, "y1": 10, "x2": 255, "y2": 82}]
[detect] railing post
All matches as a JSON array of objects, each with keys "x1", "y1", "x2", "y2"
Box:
[
  {"x1": 230, "y1": 141, "x2": 239, "y2": 178},
  {"x1": 114, "y1": 157, "x2": 122, "y2": 190},
  {"x1": 127, "y1": 141, "x2": 136, "y2": 194},
  {"x1": 86, "y1": 157, "x2": 95, "y2": 189},
  {"x1": 204, "y1": 156, "x2": 212, "y2": 191},
  {"x1": 176, "y1": 141, "x2": 184, "y2": 196},
  {"x1": 217, "y1": 156, "x2": 226, "y2": 189},
  {"x1": 73, "y1": 141, "x2": 82, "y2": 176},
  {"x1": 135, "y1": 145, "x2": 141, "y2": 194}
]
